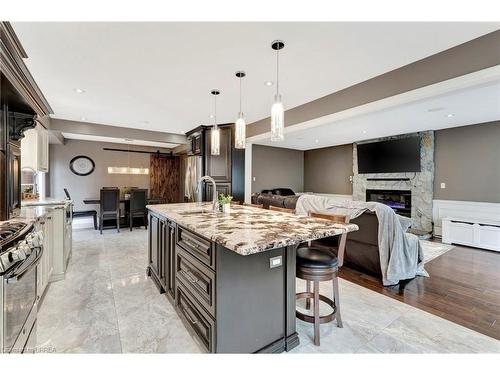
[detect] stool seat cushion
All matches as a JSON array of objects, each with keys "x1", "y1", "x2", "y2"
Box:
[{"x1": 297, "y1": 246, "x2": 338, "y2": 269}]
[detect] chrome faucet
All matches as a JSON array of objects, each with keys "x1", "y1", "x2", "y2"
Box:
[{"x1": 197, "y1": 175, "x2": 219, "y2": 212}]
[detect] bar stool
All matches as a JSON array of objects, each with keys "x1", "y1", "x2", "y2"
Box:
[{"x1": 296, "y1": 213, "x2": 349, "y2": 346}]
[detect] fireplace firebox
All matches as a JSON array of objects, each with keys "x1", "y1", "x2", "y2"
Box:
[{"x1": 366, "y1": 189, "x2": 412, "y2": 217}]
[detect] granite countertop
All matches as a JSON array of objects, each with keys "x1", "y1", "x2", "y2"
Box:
[
  {"x1": 147, "y1": 202, "x2": 358, "y2": 256},
  {"x1": 22, "y1": 197, "x2": 71, "y2": 207},
  {"x1": 0, "y1": 206, "x2": 53, "y2": 226}
]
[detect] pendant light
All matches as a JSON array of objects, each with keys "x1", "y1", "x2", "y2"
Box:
[
  {"x1": 271, "y1": 40, "x2": 285, "y2": 142},
  {"x1": 107, "y1": 140, "x2": 149, "y2": 175},
  {"x1": 210, "y1": 89, "x2": 220, "y2": 155},
  {"x1": 235, "y1": 71, "x2": 246, "y2": 149}
]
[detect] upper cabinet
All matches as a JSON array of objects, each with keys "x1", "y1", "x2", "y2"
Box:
[
  {"x1": 21, "y1": 123, "x2": 49, "y2": 172},
  {"x1": 205, "y1": 126, "x2": 232, "y2": 182}
]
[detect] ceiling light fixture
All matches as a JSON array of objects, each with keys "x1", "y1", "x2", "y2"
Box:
[
  {"x1": 210, "y1": 89, "x2": 220, "y2": 155},
  {"x1": 80, "y1": 117, "x2": 87, "y2": 121},
  {"x1": 264, "y1": 81, "x2": 274, "y2": 87},
  {"x1": 107, "y1": 140, "x2": 149, "y2": 175},
  {"x1": 447, "y1": 114, "x2": 454, "y2": 118},
  {"x1": 74, "y1": 88, "x2": 85, "y2": 94},
  {"x1": 235, "y1": 71, "x2": 246, "y2": 149},
  {"x1": 270, "y1": 40, "x2": 285, "y2": 142}
]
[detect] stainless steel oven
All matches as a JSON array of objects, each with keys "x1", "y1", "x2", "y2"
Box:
[{"x1": 0, "y1": 222, "x2": 43, "y2": 353}]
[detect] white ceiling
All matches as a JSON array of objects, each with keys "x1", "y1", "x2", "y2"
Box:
[
  {"x1": 255, "y1": 79, "x2": 500, "y2": 150},
  {"x1": 60, "y1": 132, "x2": 177, "y2": 149},
  {"x1": 12, "y1": 22, "x2": 499, "y2": 135}
]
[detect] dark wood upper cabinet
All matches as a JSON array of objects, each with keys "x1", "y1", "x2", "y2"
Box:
[{"x1": 205, "y1": 127, "x2": 232, "y2": 182}]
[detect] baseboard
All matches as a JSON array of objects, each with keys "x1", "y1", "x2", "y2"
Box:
[{"x1": 433, "y1": 199, "x2": 500, "y2": 236}]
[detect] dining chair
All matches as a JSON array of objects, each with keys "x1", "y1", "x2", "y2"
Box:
[
  {"x1": 99, "y1": 188, "x2": 121, "y2": 234},
  {"x1": 269, "y1": 205, "x2": 295, "y2": 214},
  {"x1": 64, "y1": 188, "x2": 98, "y2": 230},
  {"x1": 129, "y1": 189, "x2": 148, "y2": 231}
]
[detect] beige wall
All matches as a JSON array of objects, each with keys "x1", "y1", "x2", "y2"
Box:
[
  {"x1": 251, "y1": 144, "x2": 304, "y2": 193},
  {"x1": 49, "y1": 139, "x2": 169, "y2": 211},
  {"x1": 304, "y1": 144, "x2": 353, "y2": 194},
  {"x1": 434, "y1": 121, "x2": 500, "y2": 203}
]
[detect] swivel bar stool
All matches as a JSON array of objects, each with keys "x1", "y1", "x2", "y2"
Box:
[{"x1": 296, "y1": 212, "x2": 349, "y2": 346}]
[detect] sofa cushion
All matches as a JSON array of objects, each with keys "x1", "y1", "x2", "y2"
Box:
[{"x1": 272, "y1": 188, "x2": 295, "y2": 196}]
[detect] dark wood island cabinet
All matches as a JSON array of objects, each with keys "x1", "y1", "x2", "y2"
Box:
[{"x1": 147, "y1": 203, "x2": 358, "y2": 353}]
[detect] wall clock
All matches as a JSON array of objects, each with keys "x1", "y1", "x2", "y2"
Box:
[{"x1": 69, "y1": 155, "x2": 95, "y2": 176}]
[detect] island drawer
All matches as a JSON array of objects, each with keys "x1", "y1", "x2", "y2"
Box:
[
  {"x1": 176, "y1": 284, "x2": 215, "y2": 353},
  {"x1": 176, "y1": 225, "x2": 215, "y2": 269},
  {"x1": 176, "y1": 248, "x2": 216, "y2": 317}
]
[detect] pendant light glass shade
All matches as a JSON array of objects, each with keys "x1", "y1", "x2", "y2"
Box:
[
  {"x1": 210, "y1": 89, "x2": 220, "y2": 155},
  {"x1": 211, "y1": 125, "x2": 220, "y2": 155},
  {"x1": 270, "y1": 40, "x2": 285, "y2": 142},
  {"x1": 271, "y1": 95, "x2": 284, "y2": 142},
  {"x1": 234, "y1": 71, "x2": 246, "y2": 149},
  {"x1": 235, "y1": 113, "x2": 246, "y2": 149}
]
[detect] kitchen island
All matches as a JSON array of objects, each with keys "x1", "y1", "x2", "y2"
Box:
[{"x1": 146, "y1": 202, "x2": 358, "y2": 353}]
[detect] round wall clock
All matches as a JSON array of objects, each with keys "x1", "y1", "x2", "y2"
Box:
[{"x1": 69, "y1": 155, "x2": 95, "y2": 176}]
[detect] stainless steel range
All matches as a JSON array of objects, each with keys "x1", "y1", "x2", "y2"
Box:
[{"x1": 0, "y1": 220, "x2": 44, "y2": 353}]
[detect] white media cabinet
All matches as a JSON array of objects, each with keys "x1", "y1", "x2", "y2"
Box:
[{"x1": 442, "y1": 217, "x2": 500, "y2": 252}]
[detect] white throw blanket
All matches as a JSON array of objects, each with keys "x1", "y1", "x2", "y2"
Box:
[{"x1": 295, "y1": 194, "x2": 428, "y2": 286}]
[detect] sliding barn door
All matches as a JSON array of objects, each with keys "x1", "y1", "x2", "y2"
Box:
[{"x1": 150, "y1": 155, "x2": 181, "y2": 203}]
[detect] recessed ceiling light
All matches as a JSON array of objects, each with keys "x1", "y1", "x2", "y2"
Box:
[
  {"x1": 447, "y1": 114, "x2": 454, "y2": 118},
  {"x1": 80, "y1": 117, "x2": 87, "y2": 121},
  {"x1": 362, "y1": 130, "x2": 367, "y2": 134},
  {"x1": 264, "y1": 81, "x2": 274, "y2": 87},
  {"x1": 209, "y1": 114, "x2": 215, "y2": 119},
  {"x1": 74, "y1": 88, "x2": 85, "y2": 94},
  {"x1": 315, "y1": 139, "x2": 319, "y2": 143}
]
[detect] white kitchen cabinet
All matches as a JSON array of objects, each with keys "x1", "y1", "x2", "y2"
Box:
[
  {"x1": 50, "y1": 203, "x2": 72, "y2": 281},
  {"x1": 37, "y1": 211, "x2": 54, "y2": 301},
  {"x1": 20, "y1": 123, "x2": 49, "y2": 172}
]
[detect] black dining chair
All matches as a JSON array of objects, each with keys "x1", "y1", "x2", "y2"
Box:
[
  {"x1": 99, "y1": 188, "x2": 121, "y2": 234},
  {"x1": 64, "y1": 188, "x2": 98, "y2": 230},
  {"x1": 129, "y1": 189, "x2": 148, "y2": 231}
]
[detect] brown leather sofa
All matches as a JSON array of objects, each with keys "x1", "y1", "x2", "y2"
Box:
[{"x1": 251, "y1": 191, "x2": 382, "y2": 277}]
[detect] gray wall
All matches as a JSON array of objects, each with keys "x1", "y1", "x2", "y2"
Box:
[
  {"x1": 434, "y1": 121, "x2": 500, "y2": 203},
  {"x1": 49, "y1": 139, "x2": 169, "y2": 210},
  {"x1": 251, "y1": 144, "x2": 304, "y2": 193},
  {"x1": 304, "y1": 144, "x2": 353, "y2": 194}
]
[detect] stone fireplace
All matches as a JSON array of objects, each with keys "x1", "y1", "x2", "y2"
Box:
[{"x1": 353, "y1": 131, "x2": 434, "y2": 232}]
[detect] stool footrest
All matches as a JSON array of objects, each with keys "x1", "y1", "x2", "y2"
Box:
[{"x1": 296, "y1": 292, "x2": 337, "y2": 324}]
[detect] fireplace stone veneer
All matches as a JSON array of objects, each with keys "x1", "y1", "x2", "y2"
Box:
[{"x1": 353, "y1": 131, "x2": 434, "y2": 232}]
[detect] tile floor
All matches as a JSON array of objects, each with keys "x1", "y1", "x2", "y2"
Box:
[{"x1": 36, "y1": 227, "x2": 500, "y2": 353}]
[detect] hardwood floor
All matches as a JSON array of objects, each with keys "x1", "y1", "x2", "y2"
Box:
[{"x1": 339, "y1": 243, "x2": 500, "y2": 340}]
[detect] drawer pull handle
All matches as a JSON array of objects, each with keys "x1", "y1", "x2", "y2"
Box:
[
  {"x1": 182, "y1": 306, "x2": 198, "y2": 325},
  {"x1": 183, "y1": 237, "x2": 203, "y2": 251},
  {"x1": 180, "y1": 269, "x2": 199, "y2": 284}
]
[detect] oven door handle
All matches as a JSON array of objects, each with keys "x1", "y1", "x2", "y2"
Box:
[{"x1": 5, "y1": 246, "x2": 44, "y2": 284}]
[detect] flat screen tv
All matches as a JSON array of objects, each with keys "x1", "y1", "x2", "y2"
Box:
[{"x1": 357, "y1": 136, "x2": 421, "y2": 174}]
